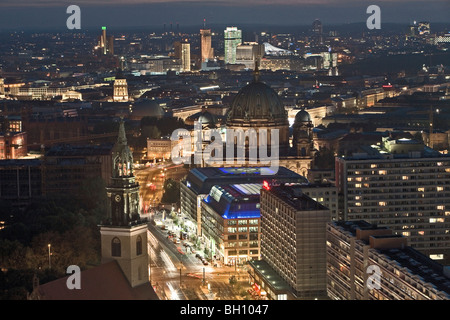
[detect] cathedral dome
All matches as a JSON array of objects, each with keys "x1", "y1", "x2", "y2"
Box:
[
  {"x1": 227, "y1": 80, "x2": 287, "y2": 124},
  {"x1": 131, "y1": 99, "x2": 165, "y2": 120},
  {"x1": 185, "y1": 108, "x2": 217, "y2": 126},
  {"x1": 295, "y1": 109, "x2": 311, "y2": 123}
]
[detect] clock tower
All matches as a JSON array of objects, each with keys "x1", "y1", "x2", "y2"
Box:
[{"x1": 100, "y1": 119, "x2": 149, "y2": 288}]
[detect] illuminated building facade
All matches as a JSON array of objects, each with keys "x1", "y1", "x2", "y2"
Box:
[
  {"x1": 98, "y1": 26, "x2": 114, "y2": 55},
  {"x1": 327, "y1": 220, "x2": 450, "y2": 300},
  {"x1": 336, "y1": 150, "x2": 450, "y2": 264},
  {"x1": 147, "y1": 138, "x2": 178, "y2": 161},
  {"x1": 248, "y1": 184, "x2": 331, "y2": 300},
  {"x1": 201, "y1": 183, "x2": 262, "y2": 265},
  {"x1": 200, "y1": 29, "x2": 214, "y2": 63},
  {"x1": 113, "y1": 71, "x2": 129, "y2": 102},
  {"x1": 180, "y1": 166, "x2": 307, "y2": 237},
  {"x1": 224, "y1": 27, "x2": 242, "y2": 65},
  {"x1": 174, "y1": 41, "x2": 191, "y2": 72},
  {"x1": 0, "y1": 131, "x2": 27, "y2": 160}
]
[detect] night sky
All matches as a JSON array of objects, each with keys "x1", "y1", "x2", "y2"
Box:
[{"x1": 0, "y1": 0, "x2": 448, "y2": 31}]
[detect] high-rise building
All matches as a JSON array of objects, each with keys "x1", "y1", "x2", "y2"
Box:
[
  {"x1": 312, "y1": 19, "x2": 323, "y2": 44},
  {"x1": 418, "y1": 21, "x2": 431, "y2": 35},
  {"x1": 200, "y1": 28, "x2": 214, "y2": 63},
  {"x1": 100, "y1": 120, "x2": 149, "y2": 288},
  {"x1": 327, "y1": 220, "x2": 450, "y2": 300},
  {"x1": 336, "y1": 142, "x2": 450, "y2": 264},
  {"x1": 224, "y1": 27, "x2": 242, "y2": 65},
  {"x1": 235, "y1": 43, "x2": 264, "y2": 69},
  {"x1": 98, "y1": 26, "x2": 114, "y2": 55},
  {"x1": 248, "y1": 184, "x2": 331, "y2": 300},
  {"x1": 0, "y1": 76, "x2": 4, "y2": 97},
  {"x1": 174, "y1": 41, "x2": 191, "y2": 72}
]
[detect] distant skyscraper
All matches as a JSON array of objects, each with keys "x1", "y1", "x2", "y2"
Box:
[
  {"x1": 418, "y1": 21, "x2": 431, "y2": 35},
  {"x1": 200, "y1": 28, "x2": 214, "y2": 63},
  {"x1": 224, "y1": 27, "x2": 242, "y2": 65},
  {"x1": 174, "y1": 41, "x2": 191, "y2": 72},
  {"x1": 98, "y1": 26, "x2": 114, "y2": 55},
  {"x1": 0, "y1": 77, "x2": 4, "y2": 96},
  {"x1": 312, "y1": 19, "x2": 323, "y2": 44}
]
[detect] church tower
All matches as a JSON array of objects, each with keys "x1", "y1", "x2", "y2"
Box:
[{"x1": 99, "y1": 120, "x2": 149, "y2": 288}]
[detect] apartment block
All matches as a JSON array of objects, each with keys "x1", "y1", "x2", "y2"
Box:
[{"x1": 327, "y1": 220, "x2": 450, "y2": 300}]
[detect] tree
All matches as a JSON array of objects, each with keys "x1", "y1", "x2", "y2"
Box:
[{"x1": 161, "y1": 178, "x2": 180, "y2": 205}]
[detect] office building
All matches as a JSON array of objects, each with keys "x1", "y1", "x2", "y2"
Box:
[
  {"x1": 235, "y1": 43, "x2": 264, "y2": 69},
  {"x1": 336, "y1": 141, "x2": 450, "y2": 264},
  {"x1": 0, "y1": 159, "x2": 42, "y2": 204},
  {"x1": 98, "y1": 26, "x2": 114, "y2": 55},
  {"x1": 174, "y1": 41, "x2": 191, "y2": 72},
  {"x1": 42, "y1": 144, "x2": 113, "y2": 196},
  {"x1": 200, "y1": 28, "x2": 214, "y2": 63},
  {"x1": 248, "y1": 184, "x2": 331, "y2": 300},
  {"x1": 224, "y1": 27, "x2": 242, "y2": 65},
  {"x1": 301, "y1": 183, "x2": 339, "y2": 221},
  {"x1": 201, "y1": 183, "x2": 262, "y2": 265},
  {"x1": 312, "y1": 19, "x2": 323, "y2": 44},
  {"x1": 327, "y1": 220, "x2": 450, "y2": 300},
  {"x1": 180, "y1": 166, "x2": 307, "y2": 236}
]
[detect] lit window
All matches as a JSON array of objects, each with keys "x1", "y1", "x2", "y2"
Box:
[
  {"x1": 378, "y1": 170, "x2": 387, "y2": 175},
  {"x1": 418, "y1": 231, "x2": 425, "y2": 236},
  {"x1": 402, "y1": 176, "x2": 409, "y2": 180},
  {"x1": 379, "y1": 202, "x2": 387, "y2": 206},
  {"x1": 437, "y1": 187, "x2": 444, "y2": 192},
  {"x1": 355, "y1": 184, "x2": 362, "y2": 188},
  {"x1": 437, "y1": 205, "x2": 445, "y2": 210},
  {"x1": 418, "y1": 188, "x2": 425, "y2": 192},
  {"x1": 430, "y1": 218, "x2": 437, "y2": 223},
  {"x1": 402, "y1": 232, "x2": 410, "y2": 237}
]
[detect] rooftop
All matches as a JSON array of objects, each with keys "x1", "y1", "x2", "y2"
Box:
[
  {"x1": 203, "y1": 183, "x2": 262, "y2": 220},
  {"x1": 331, "y1": 220, "x2": 450, "y2": 298},
  {"x1": 264, "y1": 184, "x2": 328, "y2": 211},
  {"x1": 184, "y1": 166, "x2": 307, "y2": 194}
]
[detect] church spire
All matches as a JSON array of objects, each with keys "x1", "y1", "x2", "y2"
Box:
[
  {"x1": 112, "y1": 118, "x2": 134, "y2": 179},
  {"x1": 117, "y1": 118, "x2": 127, "y2": 146}
]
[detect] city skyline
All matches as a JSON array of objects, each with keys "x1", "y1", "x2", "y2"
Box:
[{"x1": 0, "y1": 0, "x2": 448, "y2": 30}]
